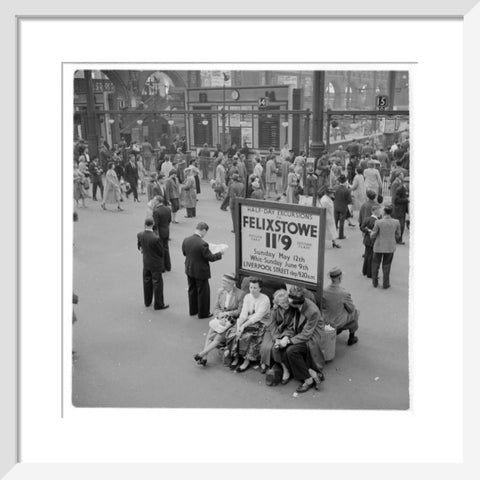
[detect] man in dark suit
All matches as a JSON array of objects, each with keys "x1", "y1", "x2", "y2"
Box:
[
  {"x1": 152, "y1": 197, "x2": 172, "y2": 272},
  {"x1": 125, "y1": 154, "x2": 139, "y2": 202},
  {"x1": 370, "y1": 204, "x2": 401, "y2": 289},
  {"x1": 333, "y1": 175, "x2": 352, "y2": 240},
  {"x1": 182, "y1": 222, "x2": 224, "y2": 319},
  {"x1": 137, "y1": 218, "x2": 169, "y2": 310},
  {"x1": 360, "y1": 204, "x2": 382, "y2": 278}
]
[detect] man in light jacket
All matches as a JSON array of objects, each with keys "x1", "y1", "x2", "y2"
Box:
[{"x1": 370, "y1": 204, "x2": 401, "y2": 289}]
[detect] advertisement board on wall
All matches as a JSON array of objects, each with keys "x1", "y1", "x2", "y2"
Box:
[{"x1": 234, "y1": 199, "x2": 326, "y2": 293}]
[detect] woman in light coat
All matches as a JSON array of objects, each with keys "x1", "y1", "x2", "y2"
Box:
[
  {"x1": 101, "y1": 162, "x2": 123, "y2": 211},
  {"x1": 181, "y1": 167, "x2": 197, "y2": 218},
  {"x1": 318, "y1": 187, "x2": 341, "y2": 248},
  {"x1": 350, "y1": 167, "x2": 366, "y2": 212},
  {"x1": 285, "y1": 165, "x2": 299, "y2": 204}
]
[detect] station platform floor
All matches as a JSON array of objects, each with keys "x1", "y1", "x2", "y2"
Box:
[{"x1": 72, "y1": 180, "x2": 409, "y2": 409}]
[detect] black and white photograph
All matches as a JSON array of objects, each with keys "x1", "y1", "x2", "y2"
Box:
[{"x1": 71, "y1": 68, "x2": 410, "y2": 409}]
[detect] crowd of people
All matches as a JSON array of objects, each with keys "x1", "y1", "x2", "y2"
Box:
[{"x1": 74, "y1": 132, "x2": 409, "y2": 394}]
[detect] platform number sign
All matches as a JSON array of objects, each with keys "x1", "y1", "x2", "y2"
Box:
[
  {"x1": 258, "y1": 97, "x2": 268, "y2": 107},
  {"x1": 376, "y1": 95, "x2": 389, "y2": 111}
]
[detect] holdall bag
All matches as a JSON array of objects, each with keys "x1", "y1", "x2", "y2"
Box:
[
  {"x1": 265, "y1": 364, "x2": 283, "y2": 386},
  {"x1": 321, "y1": 325, "x2": 337, "y2": 362}
]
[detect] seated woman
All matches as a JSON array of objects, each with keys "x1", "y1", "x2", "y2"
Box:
[
  {"x1": 259, "y1": 289, "x2": 291, "y2": 374},
  {"x1": 224, "y1": 277, "x2": 271, "y2": 372},
  {"x1": 193, "y1": 273, "x2": 245, "y2": 367},
  {"x1": 271, "y1": 286, "x2": 326, "y2": 393}
]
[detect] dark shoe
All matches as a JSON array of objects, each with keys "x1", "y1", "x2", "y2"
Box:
[
  {"x1": 101, "y1": 203, "x2": 106, "y2": 210},
  {"x1": 337, "y1": 236, "x2": 347, "y2": 240},
  {"x1": 235, "y1": 363, "x2": 251, "y2": 373},
  {"x1": 260, "y1": 365, "x2": 267, "y2": 374},
  {"x1": 397, "y1": 241, "x2": 405, "y2": 245},
  {"x1": 372, "y1": 280, "x2": 378, "y2": 288},
  {"x1": 118, "y1": 206, "x2": 124, "y2": 211},
  {"x1": 296, "y1": 380, "x2": 316, "y2": 393},
  {"x1": 281, "y1": 375, "x2": 291, "y2": 385},
  {"x1": 155, "y1": 304, "x2": 170, "y2": 310},
  {"x1": 332, "y1": 242, "x2": 341, "y2": 248},
  {"x1": 199, "y1": 313, "x2": 214, "y2": 319},
  {"x1": 348, "y1": 223, "x2": 356, "y2": 227},
  {"x1": 383, "y1": 285, "x2": 390, "y2": 290},
  {"x1": 347, "y1": 335, "x2": 358, "y2": 346},
  {"x1": 229, "y1": 360, "x2": 239, "y2": 370},
  {"x1": 312, "y1": 372, "x2": 324, "y2": 388}
]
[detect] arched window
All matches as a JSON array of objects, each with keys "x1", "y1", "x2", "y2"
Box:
[{"x1": 142, "y1": 72, "x2": 175, "y2": 97}]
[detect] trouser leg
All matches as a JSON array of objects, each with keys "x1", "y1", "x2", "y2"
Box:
[
  {"x1": 397, "y1": 216, "x2": 405, "y2": 241},
  {"x1": 284, "y1": 343, "x2": 310, "y2": 381},
  {"x1": 342, "y1": 310, "x2": 359, "y2": 335},
  {"x1": 143, "y1": 268, "x2": 153, "y2": 307},
  {"x1": 338, "y1": 211, "x2": 346, "y2": 238},
  {"x1": 152, "y1": 270, "x2": 165, "y2": 309},
  {"x1": 371, "y1": 252, "x2": 382, "y2": 286},
  {"x1": 334, "y1": 210, "x2": 340, "y2": 230},
  {"x1": 162, "y1": 238, "x2": 171, "y2": 271},
  {"x1": 187, "y1": 276, "x2": 198, "y2": 315},
  {"x1": 363, "y1": 246, "x2": 373, "y2": 277},
  {"x1": 197, "y1": 279, "x2": 211, "y2": 318},
  {"x1": 382, "y1": 252, "x2": 394, "y2": 288},
  {"x1": 220, "y1": 194, "x2": 230, "y2": 210}
]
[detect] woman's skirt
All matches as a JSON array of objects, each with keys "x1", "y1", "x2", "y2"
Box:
[{"x1": 225, "y1": 322, "x2": 266, "y2": 362}]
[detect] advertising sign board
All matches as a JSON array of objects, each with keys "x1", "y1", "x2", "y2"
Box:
[{"x1": 234, "y1": 198, "x2": 326, "y2": 294}]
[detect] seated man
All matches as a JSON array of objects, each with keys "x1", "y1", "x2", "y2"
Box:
[
  {"x1": 272, "y1": 286, "x2": 326, "y2": 393},
  {"x1": 322, "y1": 267, "x2": 359, "y2": 345},
  {"x1": 193, "y1": 273, "x2": 245, "y2": 367}
]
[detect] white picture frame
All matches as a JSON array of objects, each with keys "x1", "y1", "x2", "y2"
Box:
[{"x1": 2, "y1": 0, "x2": 478, "y2": 478}]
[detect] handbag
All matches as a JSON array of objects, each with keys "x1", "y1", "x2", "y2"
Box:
[
  {"x1": 265, "y1": 364, "x2": 283, "y2": 386},
  {"x1": 209, "y1": 317, "x2": 232, "y2": 334},
  {"x1": 82, "y1": 177, "x2": 90, "y2": 190}
]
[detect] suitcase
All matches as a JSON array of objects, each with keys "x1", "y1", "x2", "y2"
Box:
[{"x1": 321, "y1": 325, "x2": 337, "y2": 362}]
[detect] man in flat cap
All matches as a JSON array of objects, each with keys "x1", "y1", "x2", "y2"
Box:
[
  {"x1": 370, "y1": 204, "x2": 401, "y2": 289},
  {"x1": 272, "y1": 286, "x2": 326, "y2": 394},
  {"x1": 322, "y1": 267, "x2": 359, "y2": 345}
]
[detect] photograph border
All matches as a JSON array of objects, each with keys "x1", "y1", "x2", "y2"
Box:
[{"x1": 2, "y1": 1, "x2": 477, "y2": 477}]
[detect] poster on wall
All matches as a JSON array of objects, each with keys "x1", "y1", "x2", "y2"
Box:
[{"x1": 236, "y1": 199, "x2": 326, "y2": 289}]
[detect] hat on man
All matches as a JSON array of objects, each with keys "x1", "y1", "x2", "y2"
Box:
[
  {"x1": 231, "y1": 173, "x2": 240, "y2": 181},
  {"x1": 327, "y1": 187, "x2": 336, "y2": 194},
  {"x1": 222, "y1": 273, "x2": 236, "y2": 283},
  {"x1": 168, "y1": 169, "x2": 177, "y2": 176},
  {"x1": 329, "y1": 266, "x2": 342, "y2": 278},
  {"x1": 338, "y1": 174, "x2": 347, "y2": 184}
]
